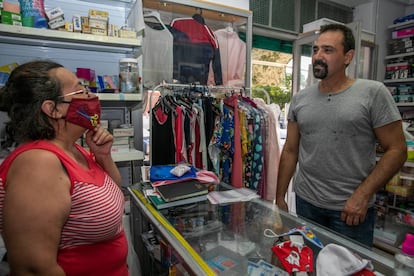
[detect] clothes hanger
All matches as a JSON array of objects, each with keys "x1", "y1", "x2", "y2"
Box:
[
  {"x1": 225, "y1": 22, "x2": 234, "y2": 33},
  {"x1": 143, "y1": 10, "x2": 168, "y2": 30}
]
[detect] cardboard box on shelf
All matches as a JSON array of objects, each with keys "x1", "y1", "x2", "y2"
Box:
[
  {"x1": 119, "y1": 29, "x2": 137, "y2": 39},
  {"x1": 45, "y1": 7, "x2": 64, "y2": 21},
  {"x1": 89, "y1": 18, "x2": 107, "y2": 30},
  {"x1": 1, "y1": 10, "x2": 21, "y2": 25},
  {"x1": 112, "y1": 127, "x2": 134, "y2": 137},
  {"x1": 48, "y1": 16, "x2": 65, "y2": 29},
  {"x1": 88, "y1": 9, "x2": 109, "y2": 21},
  {"x1": 73, "y1": 15, "x2": 82, "y2": 32},
  {"x1": 91, "y1": 27, "x2": 107, "y2": 36}
]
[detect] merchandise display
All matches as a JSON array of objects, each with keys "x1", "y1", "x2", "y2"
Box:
[
  {"x1": 379, "y1": 15, "x2": 414, "y2": 255},
  {"x1": 19, "y1": 0, "x2": 47, "y2": 28},
  {"x1": 394, "y1": 233, "x2": 414, "y2": 275},
  {"x1": 128, "y1": 185, "x2": 396, "y2": 275}
]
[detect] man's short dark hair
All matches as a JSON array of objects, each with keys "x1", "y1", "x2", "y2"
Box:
[{"x1": 320, "y1": 23, "x2": 355, "y2": 53}]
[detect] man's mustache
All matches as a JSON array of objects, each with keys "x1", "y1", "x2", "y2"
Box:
[{"x1": 313, "y1": 60, "x2": 327, "y2": 68}]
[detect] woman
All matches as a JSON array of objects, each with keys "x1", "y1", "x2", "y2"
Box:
[{"x1": 0, "y1": 60, "x2": 128, "y2": 275}]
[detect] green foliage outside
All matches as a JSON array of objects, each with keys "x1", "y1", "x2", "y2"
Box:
[{"x1": 251, "y1": 74, "x2": 292, "y2": 109}]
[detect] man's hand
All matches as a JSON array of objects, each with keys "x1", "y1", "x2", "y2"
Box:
[{"x1": 341, "y1": 190, "x2": 369, "y2": 225}]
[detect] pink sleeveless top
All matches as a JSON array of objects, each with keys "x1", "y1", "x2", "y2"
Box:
[{"x1": 0, "y1": 140, "x2": 128, "y2": 276}]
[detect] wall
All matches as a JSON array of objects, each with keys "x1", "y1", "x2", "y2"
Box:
[{"x1": 203, "y1": 0, "x2": 249, "y2": 11}]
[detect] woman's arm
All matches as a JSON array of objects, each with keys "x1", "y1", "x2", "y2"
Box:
[{"x1": 3, "y1": 149, "x2": 71, "y2": 275}]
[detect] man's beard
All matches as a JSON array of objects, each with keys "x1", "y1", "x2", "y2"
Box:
[{"x1": 313, "y1": 60, "x2": 328, "y2": 79}]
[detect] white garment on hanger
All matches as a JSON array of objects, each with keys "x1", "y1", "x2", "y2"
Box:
[
  {"x1": 208, "y1": 28, "x2": 246, "y2": 86},
  {"x1": 142, "y1": 11, "x2": 173, "y2": 88}
]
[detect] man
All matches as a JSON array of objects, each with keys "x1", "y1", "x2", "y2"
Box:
[{"x1": 275, "y1": 24, "x2": 407, "y2": 247}]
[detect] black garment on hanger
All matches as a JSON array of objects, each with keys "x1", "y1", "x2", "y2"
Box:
[
  {"x1": 192, "y1": 13, "x2": 205, "y2": 24},
  {"x1": 151, "y1": 103, "x2": 176, "y2": 165}
]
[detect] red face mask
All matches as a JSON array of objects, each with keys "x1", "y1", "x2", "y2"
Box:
[{"x1": 63, "y1": 97, "x2": 101, "y2": 130}]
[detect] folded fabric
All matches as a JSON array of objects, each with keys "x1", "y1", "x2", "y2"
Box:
[
  {"x1": 151, "y1": 168, "x2": 220, "y2": 187},
  {"x1": 150, "y1": 164, "x2": 197, "y2": 182},
  {"x1": 316, "y1": 243, "x2": 375, "y2": 276}
]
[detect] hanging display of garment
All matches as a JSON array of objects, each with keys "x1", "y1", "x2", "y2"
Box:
[
  {"x1": 208, "y1": 27, "x2": 246, "y2": 87},
  {"x1": 170, "y1": 14, "x2": 223, "y2": 85},
  {"x1": 142, "y1": 11, "x2": 174, "y2": 88},
  {"x1": 149, "y1": 86, "x2": 282, "y2": 200}
]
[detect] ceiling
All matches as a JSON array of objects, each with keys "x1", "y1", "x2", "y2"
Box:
[{"x1": 328, "y1": 0, "x2": 414, "y2": 8}]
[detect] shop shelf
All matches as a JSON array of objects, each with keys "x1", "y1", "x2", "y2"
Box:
[{"x1": 0, "y1": 24, "x2": 141, "y2": 53}]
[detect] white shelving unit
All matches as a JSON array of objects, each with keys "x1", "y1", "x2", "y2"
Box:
[
  {"x1": 0, "y1": 0, "x2": 144, "y2": 184},
  {"x1": 97, "y1": 93, "x2": 142, "y2": 102},
  {"x1": 0, "y1": 24, "x2": 141, "y2": 53},
  {"x1": 378, "y1": 21, "x2": 414, "y2": 250}
]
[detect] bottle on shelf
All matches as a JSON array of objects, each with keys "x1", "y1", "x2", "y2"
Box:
[{"x1": 394, "y1": 233, "x2": 414, "y2": 276}]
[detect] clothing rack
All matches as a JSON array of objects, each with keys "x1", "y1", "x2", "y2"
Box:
[
  {"x1": 148, "y1": 83, "x2": 251, "y2": 165},
  {"x1": 147, "y1": 83, "x2": 272, "y2": 166},
  {"x1": 151, "y1": 84, "x2": 271, "y2": 105},
  {"x1": 152, "y1": 82, "x2": 251, "y2": 96}
]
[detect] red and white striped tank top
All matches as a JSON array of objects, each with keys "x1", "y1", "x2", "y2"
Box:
[{"x1": 0, "y1": 140, "x2": 128, "y2": 276}]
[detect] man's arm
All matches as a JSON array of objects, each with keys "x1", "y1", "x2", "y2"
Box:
[
  {"x1": 342, "y1": 120, "x2": 407, "y2": 225},
  {"x1": 276, "y1": 120, "x2": 300, "y2": 211}
]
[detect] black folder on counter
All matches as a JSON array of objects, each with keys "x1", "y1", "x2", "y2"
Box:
[{"x1": 156, "y1": 180, "x2": 210, "y2": 202}]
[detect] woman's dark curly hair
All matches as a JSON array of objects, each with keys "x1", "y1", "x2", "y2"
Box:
[{"x1": 0, "y1": 60, "x2": 64, "y2": 144}]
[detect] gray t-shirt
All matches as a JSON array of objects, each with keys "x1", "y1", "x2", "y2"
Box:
[{"x1": 288, "y1": 79, "x2": 401, "y2": 210}]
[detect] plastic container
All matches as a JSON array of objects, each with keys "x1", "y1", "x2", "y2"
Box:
[
  {"x1": 119, "y1": 58, "x2": 139, "y2": 93},
  {"x1": 394, "y1": 233, "x2": 414, "y2": 276}
]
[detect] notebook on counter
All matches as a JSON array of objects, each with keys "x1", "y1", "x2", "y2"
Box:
[
  {"x1": 148, "y1": 193, "x2": 207, "y2": 210},
  {"x1": 156, "y1": 180, "x2": 210, "y2": 202}
]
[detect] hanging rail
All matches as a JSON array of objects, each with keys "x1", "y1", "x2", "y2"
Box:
[{"x1": 151, "y1": 82, "x2": 250, "y2": 95}]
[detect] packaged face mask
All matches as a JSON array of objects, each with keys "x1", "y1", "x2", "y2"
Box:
[
  {"x1": 64, "y1": 97, "x2": 101, "y2": 130},
  {"x1": 271, "y1": 241, "x2": 313, "y2": 274}
]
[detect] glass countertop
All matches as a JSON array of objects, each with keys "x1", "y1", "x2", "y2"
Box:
[{"x1": 129, "y1": 186, "x2": 394, "y2": 275}]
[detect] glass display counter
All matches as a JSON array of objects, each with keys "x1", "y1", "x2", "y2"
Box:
[{"x1": 127, "y1": 185, "x2": 395, "y2": 275}]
